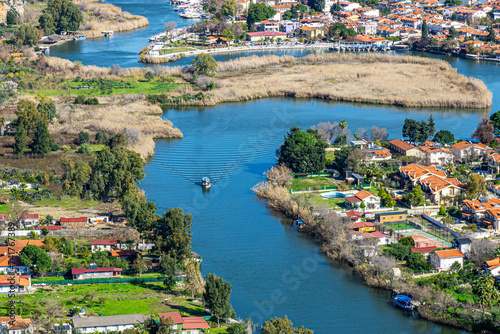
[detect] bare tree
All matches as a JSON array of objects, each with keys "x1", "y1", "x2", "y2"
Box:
[
  {"x1": 313, "y1": 121, "x2": 341, "y2": 144},
  {"x1": 165, "y1": 21, "x2": 177, "y2": 36},
  {"x1": 264, "y1": 164, "x2": 293, "y2": 187},
  {"x1": 370, "y1": 126, "x2": 389, "y2": 141},
  {"x1": 470, "y1": 239, "x2": 496, "y2": 266},
  {"x1": 355, "y1": 127, "x2": 369, "y2": 140},
  {"x1": 121, "y1": 128, "x2": 143, "y2": 146},
  {"x1": 471, "y1": 118, "x2": 495, "y2": 144}
]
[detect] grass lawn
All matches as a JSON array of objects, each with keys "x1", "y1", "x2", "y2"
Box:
[
  {"x1": 160, "y1": 47, "x2": 197, "y2": 55},
  {"x1": 291, "y1": 176, "x2": 337, "y2": 191},
  {"x1": 0, "y1": 283, "x2": 207, "y2": 318},
  {"x1": 0, "y1": 203, "x2": 10, "y2": 215},
  {"x1": 33, "y1": 196, "x2": 99, "y2": 210},
  {"x1": 385, "y1": 222, "x2": 415, "y2": 231},
  {"x1": 294, "y1": 193, "x2": 345, "y2": 210},
  {"x1": 325, "y1": 150, "x2": 335, "y2": 162}
]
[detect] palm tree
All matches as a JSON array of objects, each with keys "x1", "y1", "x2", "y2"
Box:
[
  {"x1": 445, "y1": 162, "x2": 455, "y2": 175},
  {"x1": 339, "y1": 119, "x2": 348, "y2": 132}
]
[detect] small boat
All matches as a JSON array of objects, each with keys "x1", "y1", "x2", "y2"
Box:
[
  {"x1": 73, "y1": 34, "x2": 87, "y2": 40},
  {"x1": 394, "y1": 295, "x2": 414, "y2": 311},
  {"x1": 102, "y1": 30, "x2": 114, "y2": 37},
  {"x1": 201, "y1": 176, "x2": 211, "y2": 188}
]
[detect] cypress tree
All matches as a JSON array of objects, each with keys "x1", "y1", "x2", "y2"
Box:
[
  {"x1": 422, "y1": 21, "x2": 429, "y2": 41},
  {"x1": 31, "y1": 121, "x2": 53, "y2": 156},
  {"x1": 13, "y1": 126, "x2": 27, "y2": 156}
]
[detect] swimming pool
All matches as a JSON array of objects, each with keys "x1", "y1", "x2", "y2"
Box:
[{"x1": 320, "y1": 191, "x2": 357, "y2": 199}]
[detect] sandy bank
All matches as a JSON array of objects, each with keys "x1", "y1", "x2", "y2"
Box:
[
  {"x1": 75, "y1": 0, "x2": 149, "y2": 39},
  {"x1": 184, "y1": 54, "x2": 492, "y2": 109}
]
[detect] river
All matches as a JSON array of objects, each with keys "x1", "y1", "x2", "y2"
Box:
[{"x1": 49, "y1": 1, "x2": 500, "y2": 332}]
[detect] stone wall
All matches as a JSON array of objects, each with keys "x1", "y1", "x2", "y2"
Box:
[{"x1": 0, "y1": 0, "x2": 25, "y2": 24}]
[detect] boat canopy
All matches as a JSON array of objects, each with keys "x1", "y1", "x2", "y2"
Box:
[
  {"x1": 395, "y1": 295, "x2": 413, "y2": 302},
  {"x1": 202, "y1": 177, "x2": 210, "y2": 182}
]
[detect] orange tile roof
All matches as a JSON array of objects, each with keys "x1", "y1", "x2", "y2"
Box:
[
  {"x1": 0, "y1": 316, "x2": 31, "y2": 331},
  {"x1": 14, "y1": 240, "x2": 44, "y2": 248},
  {"x1": 486, "y1": 257, "x2": 500, "y2": 267},
  {"x1": 434, "y1": 249, "x2": 464, "y2": 259},
  {"x1": 389, "y1": 139, "x2": 416, "y2": 151},
  {"x1": 355, "y1": 190, "x2": 377, "y2": 200},
  {"x1": 0, "y1": 255, "x2": 21, "y2": 267},
  {"x1": 0, "y1": 275, "x2": 30, "y2": 287},
  {"x1": 462, "y1": 198, "x2": 500, "y2": 212}
]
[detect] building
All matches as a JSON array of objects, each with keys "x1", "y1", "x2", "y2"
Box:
[
  {"x1": 430, "y1": 249, "x2": 464, "y2": 271},
  {"x1": 369, "y1": 231, "x2": 392, "y2": 245},
  {"x1": 410, "y1": 246, "x2": 437, "y2": 258},
  {"x1": 361, "y1": 143, "x2": 392, "y2": 161},
  {"x1": 258, "y1": 20, "x2": 280, "y2": 31},
  {"x1": 376, "y1": 211, "x2": 406, "y2": 223},
  {"x1": 388, "y1": 139, "x2": 423, "y2": 157},
  {"x1": 344, "y1": 190, "x2": 380, "y2": 209},
  {"x1": 110, "y1": 250, "x2": 139, "y2": 259},
  {"x1": 298, "y1": 26, "x2": 324, "y2": 39},
  {"x1": 0, "y1": 316, "x2": 33, "y2": 334},
  {"x1": 60, "y1": 217, "x2": 88, "y2": 228},
  {"x1": 347, "y1": 221, "x2": 376, "y2": 232},
  {"x1": 484, "y1": 257, "x2": 500, "y2": 277},
  {"x1": 90, "y1": 239, "x2": 118, "y2": 252},
  {"x1": 481, "y1": 208, "x2": 500, "y2": 231},
  {"x1": 71, "y1": 314, "x2": 148, "y2": 333},
  {"x1": 71, "y1": 264, "x2": 122, "y2": 280},
  {"x1": 0, "y1": 275, "x2": 31, "y2": 294},
  {"x1": 88, "y1": 216, "x2": 110, "y2": 224},
  {"x1": 0, "y1": 256, "x2": 30, "y2": 275},
  {"x1": 343, "y1": 170, "x2": 365, "y2": 185},
  {"x1": 346, "y1": 210, "x2": 362, "y2": 221},
  {"x1": 488, "y1": 153, "x2": 500, "y2": 174},
  {"x1": 246, "y1": 31, "x2": 287, "y2": 41},
  {"x1": 419, "y1": 143, "x2": 454, "y2": 165},
  {"x1": 18, "y1": 214, "x2": 39, "y2": 226},
  {"x1": 451, "y1": 141, "x2": 490, "y2": 162},
  {"x1": 453, "y1": 237, "x2": 472, "y2": 255},
  {"x1": 158, "y1": 312, "x2": 210, "y2": 334},
  {"x1": 460, "y1": 198, "x2": 500, "y2": 223}
]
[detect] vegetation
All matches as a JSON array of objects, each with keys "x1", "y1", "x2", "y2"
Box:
[
  {"x1": 192, "y1": 54, "x2": 217, "y2": 76},
  {"x1": 20, "y1": 245, "x2": 53, "y2": 275},
  {"x1": 261, "y1": 316, "x2": 313, "y2": 334},
  {"x1": 204, "y1": 273, "x2": 235, "y2": 326},
  {"x1": 277, "y1": 127, "x2": 327, "y2": 172},
  {"x1": 247, "y1": 4, "x2": 276, "y2": 27},
  {"x1": 402, "y1": 115, "x2": 435, "y2": 143},
  {"x1": 40, "y1": 0, "x2": 84, "y2": 34}
]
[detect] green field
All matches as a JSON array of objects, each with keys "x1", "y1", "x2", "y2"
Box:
[
  {"x1": 160, "y1": 47, "x2": 197, "y2": 55},
  {"x1": 34, "y1": 79, "x2": 181, "y2": 97},
  {"x1": 293, "y1": 193, "x2": 345, "y2": 209},
  {"x1": 0, "y1": 203, "x2": 10, "y2": 215},
  {"x1": 33, "y1": 196, "x2": 99, "y2": 210},
  {"x1": 291, "y1": 176, "x2": 337, "y2": 191}
]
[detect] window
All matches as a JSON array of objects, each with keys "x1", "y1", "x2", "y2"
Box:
[{"x1": 399, "y1": 216, "x2": 402, "y2": 219}]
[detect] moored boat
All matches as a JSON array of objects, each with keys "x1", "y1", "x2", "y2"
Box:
[
  {"x1": 74, "y1": 34, "x2": 87, "y2": 40},
  {"x1": 102, "y1": 30, "x2": 114, "y2": 37},
  {"x1": 202, "y1": 176, "x2": 211, "y2": 188},
  {"x1": 394, "y1": 295, "x2": 414, "y2": 311}
]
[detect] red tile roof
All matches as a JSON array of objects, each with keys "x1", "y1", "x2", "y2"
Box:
[
  {"x1": 389, "y1": 139, "x2": 415, "y2": 151},
  {"x1": 410, "y1": 246, "x2": 437, "y2": 254},
  {"x1": 434, "y1": 249, "x2": 464, "y2": 259},
  {"x1": 90, "y1": 239, "x2": 118, "y2": 245},
  {"x1": 71, "y1": 267, "x2": 122, "y2": 275},
  {"x1": 61, "y1": 217, "x2": 88, "y2": 223},
  {"x1": 159, "y1": 312, "x2": 210, "y2": 329}
]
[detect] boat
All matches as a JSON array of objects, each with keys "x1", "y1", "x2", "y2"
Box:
[
  {"x1": 201, "y1": 176, "x2": 211, "y2": 188},
  {"x1": 102, "y1": 30, "x2": 114, "y2": 37},
  {"x1": 179, "y1": 10, "x2": 202, "y2": 19},
  {"x1": 394, "y1": 295, "x2": 414, "y2": 311},
  {"x1": 73, "y1": 34, "x2": 87, "y2": 40}
]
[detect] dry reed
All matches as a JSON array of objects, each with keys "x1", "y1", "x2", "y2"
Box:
[
  {"x1": 204, "y1": 54, "x2": 492, "y2": 109},
  {"x1": 75, "y1": 0, "x2": 149, "y2": 39},
  {"x1": 49, "y1": 95, "x2": 183, "y2": 159}
]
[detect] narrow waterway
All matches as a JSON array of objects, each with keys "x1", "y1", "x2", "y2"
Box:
[{"x1": 48, "y1": 1, "x2": 500, "y2": 332}]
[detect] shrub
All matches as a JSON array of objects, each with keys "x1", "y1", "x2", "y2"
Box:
[
  {"x1": 144, "y1": 71, "x2": 154, "y2": 80},
  {"x1": 74, "y1": 95, "x2": 85, "y2": 104},
  {"x1": 78, "y1": 131, "x2": 90, "y2": 144},
  {"x1": 84, "y1": 97, "x2": 99, "y2": 105},
  {"x1": 51, "y1": 143, "x2": 60, "y2": 151},
  {"x1": 78, "y1": 144, "x2": 91, "y2": 154}
]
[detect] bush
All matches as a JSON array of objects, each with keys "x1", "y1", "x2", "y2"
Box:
[
  {"x1": 73, "y1": 95, "x2": 85, "y2": 104},
  {"x1": 144, "y1": 71, "x2": 154, "y2": 80},
  {"x1": 78, "y1": 131, "x2": 90, "y2": 144},
  {"x1": 84, "y1": 97, "x2": 99, "y2": 105},
  {"x1": 78, "y1": 144, "x2": 91, "y2": 154},
  {"x1": 51, "y1": 143, "x2": 60, "y2": 151}
]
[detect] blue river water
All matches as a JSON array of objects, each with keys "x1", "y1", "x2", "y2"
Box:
[{"x1": 47, "y1": 1, "x2": 500, "y2": 332}]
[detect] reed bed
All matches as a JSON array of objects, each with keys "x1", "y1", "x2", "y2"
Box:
[
  {"x1": 75, "y1": 0, "x2": 149, "y2": 39},
  {"x1": 207, "y1": 54, "x2": 492, "y2": 109},
  {"x1": 50, "y1": 95, "x2": 183, "y2": 159}
]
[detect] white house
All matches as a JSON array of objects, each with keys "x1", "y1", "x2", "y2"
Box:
[
  {"x1": 425, "y1": 148, "x2": 455, "y2": 165},
  {"x1": 430, "y1": 249, "x2": 464, "y2": 271},
  {"x1": 369, "y1": 231, "x2": 392, "y2": 245},
  {"x1": 344, "y1": 190, "x2": 381, "y2": 209},
  {"x1": 484, "y1": 257, "x2": 500, "y2": 277},
  {"x1": 451, "y1": 141, "x2": 490, "y2": 162},
  {"x1": 90, "y1": 239, "x2": 118, "y2": 252},
  {"x1": 71, "y1": 314, "x2": 148, "y2": 334},
  {"x1": 0, "y1": 256, "x2": 30, "y2": 275},
  {"x1": 454, "y1": 238, "x2": 472, "y2": 255},
  {"x1": 0, "y1": 275, "x2": 31, "y2": 294},
  {"x1": 0, "y1": 316, "x2": 33, "y2": 334}
]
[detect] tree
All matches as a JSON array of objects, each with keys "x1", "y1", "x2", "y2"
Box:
[
  {"x1": 261, "y1": 315, "x2": 313, "y2": 334},
  {"x1": 45, "y1": 214, "x2": 54, "y2": 224},
  {"x1": 222, "y1": 29, "x2": 235, "y2": 41},
  {"x1": 131, "y1": 256, "x2": 148, "y2": 277},
  {"x1": 445, "y1": 0, "x2": 461, "y2": 5},
  {"x1": 370, "y1": 126, "x2": 388, "y2": 141},
  {"x1": 399, "y1": 236, "x2": 415, "y2": 247},
  {"x1": 227, "y1": 323, "x2": 247, "y2": 334},
  {"x1": 472, "y1": 275, "x2": 500, "y2": 311},
  {"x1": 15, "y1": 24, "x2": 41, "y2": 46},
  {"x1": 439, "y1": 205, "x2": 446, "y2": 216},
  {"x1": 277, "y1": 127, "x2": 327, "y2": 172},
  {"x1": 313, "y1": 121, "x2": 342, "y2": 144},
  {"x1": 13, "y1": 126, "x2": 27, "y2": 156},
  {"x1": 42, "y1": 236, "x2": 59, "y2": 252},
  {"x1": 451, "y1": 13, "x2": 458, "y2": 21},
  {"x1": 222, "y1": 0, "x2": 236, "y2": 17},
  {"x1": 427, "y1": 115, "x2": 435, "y2": 139},
  {"x1": 43, "y1": 0, "x2": 83, "y2": 34},
  {"x1": 308, "y1": 0, "x2": 325, "y2": 12},
  {"x1": 61, "y1": 158, "x2": 92, "y2": 197},
  {"x1": 154, "y1": 208, "x2": 192, "y2": 261},
  {"x1": 487, "y1": 26, "x2": 496, "y2": 43},
  {"x1": 472, "y1": 118, "x2": 495, "y2": 144},
  {"x1": 6, "y1": 8, "x2": 19, "y2": 26},
  {"x1": 37, "y1": 95, "x2": 58, "y2": 124},
  {"x1": 403, "y1": 185, "x2": 424, "y2": 207},
  {"x1": 192, "y1": 54, "x2": 217, "y2": 76},
  {"x1": 330, "y1": 0, "x2": 342, "y2": 13},
  {"x1": 121, "y1": 188, "x2": 160, "y2": 236},
  {"x1": 16, "y1": 100, "x2": 42, "y2": 136},
  {"x1": 204, "y1": 273, "x2": 235, "y2": 326},
  {"x1": 448, "y1": 26, "x2": 458, "y2": 39},
  {"x1": 19, "y1": 245, "x2": 52, "y2": 274},
  {"x1": 333, "y1": 145, "x2": 356, "y2": 171},
  {"x1": 490, "y1": 110, "x2": 500, "y2": 134},
  {"x1": 421, "y1": 20, "x2": 429, "y2": 45},
  {"x1": 433, "y1": 130, "x2": 454, "y2": 144},
  {"x1": 466, "y1": 174, "x2": 487, "y2": 199},
  {"x1": 247, "y1": 4, "x2": 276, "y2": 26},
  {"x1": 78, "y1": 131, "x2": 90, "y2": 144},
  {"x1": 184, "y1": 259, "x2": 204, "y2": 298},
  {"x1": 31, "y1": 121, "x2": 54, "y2": 156},
  {"x1": 165, "y1": 21, "x2": 177, "y2": 36},
  {"x1": 39, "y1": 12, "x2": 56, "y2": 35},
  {"x1": 161, "y1": 254, "x2": 177, "y2": 292}
]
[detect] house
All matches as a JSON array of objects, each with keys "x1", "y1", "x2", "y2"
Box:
[
  {"x1": 430, "y1": 249, "x2": 464, "y2": 271},
  {"x1": 0, "y1": 256, "x2": 30, "y2": 275},
  {"x1": 90, "y1": 239, "x2": 118, "y2": 252},
  {"x1": 460, "y1": 198, "x2": 500, "y2": 223},
  {"x1": 388, "y1": 139, "x2": 423, "y2": 157},
  {"x1": 280, "y1": 20, "x2": 300, "y2": 34},
  {"x1": 14, "y1": 240, "x2": 44, "y2": 248},
  {"x1": 0, "y1": 275, "x2": 31, "y2": 294},
  {"x1": 71, "y1": 314, "x2": 148, "y2": 334},
  {"x1": 343, "y1": 170, "x2": 366, "y2": 185},
  {"x1": 110, "y1": 250, "x2": 139, "y2": 259},
  {"x1": 158, "y1": 312, "x2": 210, "y2": 334},
  {"x1": 453, "y1": 237, "x2": 472, "y2": 255},
  {"x1": 410, "y1": 246, "x2": 437, "y2": 258},
  {"x1": 258, "y1": 20, "x2": 280, "y2": 32},
  {"x1": 71, "y1": 263, "x2": 122, "y2": 280},
  {"x1": 376, "y1": 211, "x2": 406, "y2": 223},
  {"x1": 344, "y1": 190, "x2": 380, "y2": 209},
  {"x1": 484, "y1": 257, "x2": 500, "y2": 277},
  {"x1": 18, "y1": 214, "x2": 39, "y2": 225},
  {"x1": 369, "y1": 231, "x2": 391, "y2": 245},
  {"x1": 361, "y1": 143, "x2": 392, "y2": 161},
  {"x1": 60, "y1": 217, "x2": 88, "y2": 228},
  {"x1": 0, "y1": 316, "x2": 33, "y2": 334},
  {"x1": 451, "y1": 141, "x2": 490, "y2": 162},
  {"x1": 298, "y1": 26, "x2": 324, "y2": 39},
  {"x1": 53, "y1": 323, "x2": 72, "y2": 334},
  {"x1": 246, "y1": 31, "x2": 287, "y2": 41},
  {"x1": 418, "y1": 144, "x2": 454, "y2": 165},
  {"x1": 481, "y1": 208, "x2": 500, "y2": 231},
  {"x1": 88, "y1": 216, "x2": 110, "y2": 224},
  {"x1": 488, "y1": 153, "x2": 500, "y2": 174},
  {"x1": 346, "y1": 210, "x2": 362, "y2": 221},
  {"x1": 347, "y1": 221, "x2": 376, "y2": 232},
  {"x1": 39, "y1": 225, "x2": 62, "y2": 231}
]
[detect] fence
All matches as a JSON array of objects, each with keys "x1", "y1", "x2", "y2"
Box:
[
  {"x1": 289, "y1": 184, "x2": 371, "y2": 193},
  {"x1": 34, "y1": 276, "x2": 183, "y2": 285}
]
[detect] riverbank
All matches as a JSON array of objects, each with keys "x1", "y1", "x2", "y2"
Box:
[
  {"x1": 165, "y1": 53, "x2": 492, "y2": 109},
  {"x1": 75, "y1": 0, "x2": 149, "y2": 39}
]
